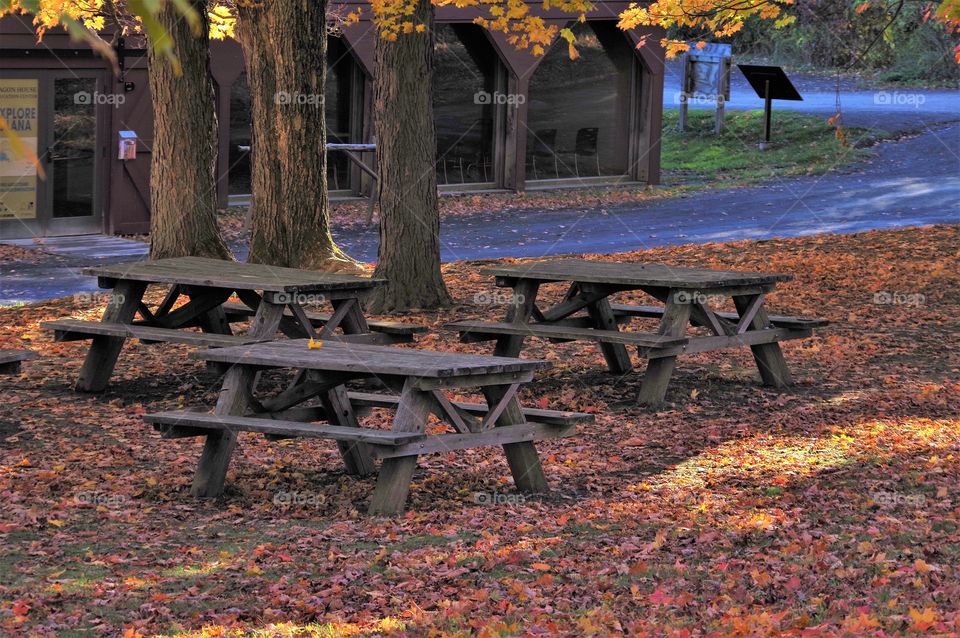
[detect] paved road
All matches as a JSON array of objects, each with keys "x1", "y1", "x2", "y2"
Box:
[{"x1": 332, "y1": 123, "x2": 959, "y2": 263}]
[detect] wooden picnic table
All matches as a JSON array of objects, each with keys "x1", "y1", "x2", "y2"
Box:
[
  {"x1": 446, "y1": 259, "x2": 828, "y2": 405},
  {"x1": 41, "y1": 256, "x2": 424, "y2": 392},
  {"x1": 144, "y1": 340, "x2": 592, "y2": 514}
]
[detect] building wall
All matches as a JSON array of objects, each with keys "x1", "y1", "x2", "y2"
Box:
[{"x1": 0, "y1": 7, "x2": 663, "y2": 238}]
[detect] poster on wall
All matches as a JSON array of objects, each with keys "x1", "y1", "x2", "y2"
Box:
[{"x1": 0, "y1": 79, "x2": 40, "y2": 221}]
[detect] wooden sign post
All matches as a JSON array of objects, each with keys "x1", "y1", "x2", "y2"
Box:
[{"x1": 678, "y1": 43, "x2": 732, "y2": 135}]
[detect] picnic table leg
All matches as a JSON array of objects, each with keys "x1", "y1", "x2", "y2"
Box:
[
  {"x1": 493, "y1": 280, "x2": 540, "y2": 358},
  {"x1": 483, "y1": 383, "x2": 548, "y2": 493},
  {"x1": 585, "y1": 296, "x2": 633, "y2": 374},
  {"x1": 190, "y1": 364, "x2": 257, "y2": 497},
  {"x1": 191, "y1": 302, "x2": 285, "y2": 497},
  {"x1": 733, "y1": 294, "x2": 792, "y2": 388},
  {"x1": 331, "y1": 297, "x2": 370, "y2": 334},
  {"x1": 638, "y1": 293, "x2": 693, "y2": 406},
  {"x1": 321, "y1": 384, "x2": 376, "y2": 476},
  {"x1": 76, "y1": 280, "x2": 148, "y2": 392},
  {"x1": 369, "y1": 379, "x2": 433, "y2": 515}
]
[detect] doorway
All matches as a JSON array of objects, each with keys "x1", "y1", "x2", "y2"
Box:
[{"x1": 0, "y1": 72, "x2": 105, "y2": 239}]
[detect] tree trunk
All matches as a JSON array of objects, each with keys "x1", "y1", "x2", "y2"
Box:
[
  {"x1": 366, "y1": 0, "x2": 452, "y2": 312},
  {"x1": 147, "y1": 0, "x2": 230, "y2": 260},
  {"x1": 238, "y1": 0, "x2": 361, "y2": 273}
]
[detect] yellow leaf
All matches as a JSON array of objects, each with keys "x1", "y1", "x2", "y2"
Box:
[{"x1": 909, "y1": 607, "x2": 936, "y2": 631}]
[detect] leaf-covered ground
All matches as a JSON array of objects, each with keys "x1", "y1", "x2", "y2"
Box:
[{"x1": 1, "y1": 225, "x2": 958, "y2": 637}]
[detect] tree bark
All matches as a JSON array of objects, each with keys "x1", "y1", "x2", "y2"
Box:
[
  {"x1": 367, "y1": 0, "x2": 452, "y2": 312},
  {"x1": 147, "y1": 0, "x2": 231, "y2": 260},
  {"x1": 238, "y1": 0, "x2": 361, "y2": 273}
]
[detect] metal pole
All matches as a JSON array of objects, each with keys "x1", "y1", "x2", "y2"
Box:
[{"x1": 763, "y1": 79, "x2": 772, "y2": 143}]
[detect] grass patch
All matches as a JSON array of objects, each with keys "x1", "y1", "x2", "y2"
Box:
[{"x1": 661, "y1": 109, "x2": 875, "y2": 184}]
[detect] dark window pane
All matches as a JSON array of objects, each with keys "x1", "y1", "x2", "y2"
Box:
[
  {"x1": 326, "y1": 37, "x2": 356, "y2": 191},
  {"x1": 228, "y1": 73, "x2": 251, "y2": 195},
  {"x1": 51, "y1": 78, "x2": 96, "y2": 217},
  {"x1": 526, "y1": 22, "x2": 633, "y2": 180},
  {"x1": 433, "y1": 24, "x2": 497, "y2": 185},
  {"x1": 228, "y1": 38, "x2": 363, "y2": 195}
]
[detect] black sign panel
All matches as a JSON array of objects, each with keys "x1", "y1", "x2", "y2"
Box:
[{"x1": 737, "y1": 64, "x2": 803, "y2": 101}]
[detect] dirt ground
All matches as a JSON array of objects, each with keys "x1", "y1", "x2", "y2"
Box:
[{"x1": 1, "y1": 225, "x2": 958, "y2": 636}]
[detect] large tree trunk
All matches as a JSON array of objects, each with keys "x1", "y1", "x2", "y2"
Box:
[
  {"x1": 148, "y1": 0, "x2": 231, "y2": 260},
  {"x1": 238, "y1": 0, "x2": 361, "y2": 272},
  {"x1": 366, "y1": 0, "x2": 452, "y2": 312}
]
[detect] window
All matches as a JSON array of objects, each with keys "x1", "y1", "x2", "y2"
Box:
[
  {"x1": 433, "y1": 24, "x2": 499, "y2": 185},
  {"x1": 525, "y1": 22, "x2": 634, "y2": 181},
  {"x1": 227, "y1": 37, "x2": 364, "y2": 195}
]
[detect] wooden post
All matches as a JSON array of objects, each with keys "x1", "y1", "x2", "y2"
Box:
[
  {"x1": 483, "y1": 383, "x2": 548, "y2": 493},
  {"x1": 76, "y1": 279, "x2": 148, "y2": 392},
  {"x1": 322, "y1": 383, "x2": 376, "y2": 476},
  {"x1": 493, "y1": 279, "x2": 539, "y2": 358},
  {"x1": 638, "y1": 291, "x2": 693, "y2": 406},
  {"x1": 190, "y1": 301, "x2": 285, "y2": 497},
  {"x1": 715, "y1": 93, "x2": 725, "y2": 135},
  {"x1": 369, "y1": 379, "x2": 433, "y2": 515},
  {"x1": 678, "y1": 55, "x2": 690, "y2": 132},
  {"x1": 733, "y1": 294, "x2": 792, "y2": 387},
  {"x1": 585, "y1": 296, "x2": 633, "y2": 374}
]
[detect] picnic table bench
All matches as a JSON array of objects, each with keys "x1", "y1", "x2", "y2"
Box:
[
  {"x1": 41, "y1": 257, "x2": 424, "y2": 392},
  {"x1": 0, "y1": 349, "x2": 37, "y2": 374},
  {"x1": 144, "y1": 340, "x2": 591, "y2": 514},
  {"x1": 446, "y1": 259, "x2": 827, "y2": 406}
]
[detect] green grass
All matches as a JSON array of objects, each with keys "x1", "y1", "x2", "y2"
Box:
[{"x1": 660, "y1": 109, "x2": 875, "y2": 185}]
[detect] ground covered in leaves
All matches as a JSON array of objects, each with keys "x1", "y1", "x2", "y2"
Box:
[{"x1": 1, "y1": 225, "x2": 958, "y2": 637}]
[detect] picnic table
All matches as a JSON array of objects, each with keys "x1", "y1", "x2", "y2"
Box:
[
  {"x1": 446, "y1": 259, "x2": 828, "y2": 405},
  {"x1": 41, "y1": 256, "x2": 424, "y2": 392},
  {"x1": 144, "y1": 340, "x2": 592, "y2": 514}
]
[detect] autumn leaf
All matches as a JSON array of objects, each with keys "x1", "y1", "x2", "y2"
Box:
[{"x1": 909, "y1": 607, "x2": 937, "y2": 631}]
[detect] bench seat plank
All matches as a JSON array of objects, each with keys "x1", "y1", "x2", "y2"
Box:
[
  {"x1": 0, "y1": 349, "x2": 37, "y2": 365},
  {"x1": 608, "y1": 304, "x2": 829, "y2": 329},
  {"x1": 347, "y1": 391, "x2": 593, "y2": 426},
  {"x1": 445, "y1": 320, "x2": 688, "y2": 348},
  {"x1": 220, "y1": 301, "x2": 425, "y2": 336},
  {"x1": 482, "y1": 259, "x2": 792, "y2": 288},
  {"x1": 368, "y1": 421, "x2": 577, "y2": 459},
  {"x1": 0, "y1": 349, "x2": 37, "y2": 374},
  {"x1": 41, "y1": 319, "x2": 265, "y2": 348},
  {"x1": 145, "y1": 410, "x2": 425, "y2": 445}
]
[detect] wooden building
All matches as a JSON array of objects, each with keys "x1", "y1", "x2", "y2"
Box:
[{"x1": 0, "y1": 5, "x2": 664, "y2": 239}]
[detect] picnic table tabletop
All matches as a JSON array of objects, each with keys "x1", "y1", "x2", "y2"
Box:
[
  {"x1": 84, "y1": 256, "x2": 386, "y2": 293},
  {"x1": 482, "y1": 259, "x2": 792, "y2": 288},
  {"x1": 46, "y1": 257, "x2": 411, "y2": 393},
  {"x1": 191, "y1": 339, "x2": 550, "y2": 379}
]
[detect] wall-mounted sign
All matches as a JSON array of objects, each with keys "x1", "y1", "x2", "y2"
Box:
[{"x1": 0, "y1": 79, "x2": 39, "y2": 220}]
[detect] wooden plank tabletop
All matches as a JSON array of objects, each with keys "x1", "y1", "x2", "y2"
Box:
[
  {"x1": 190, "y1": 340, "x2": 550, "y2": 378},
  {"x1": 482, "y1": 259, "x2": 792, "y2": 288},
  {"x1": 83, "y1": 257, "x2": 386, "y2": 293}
]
